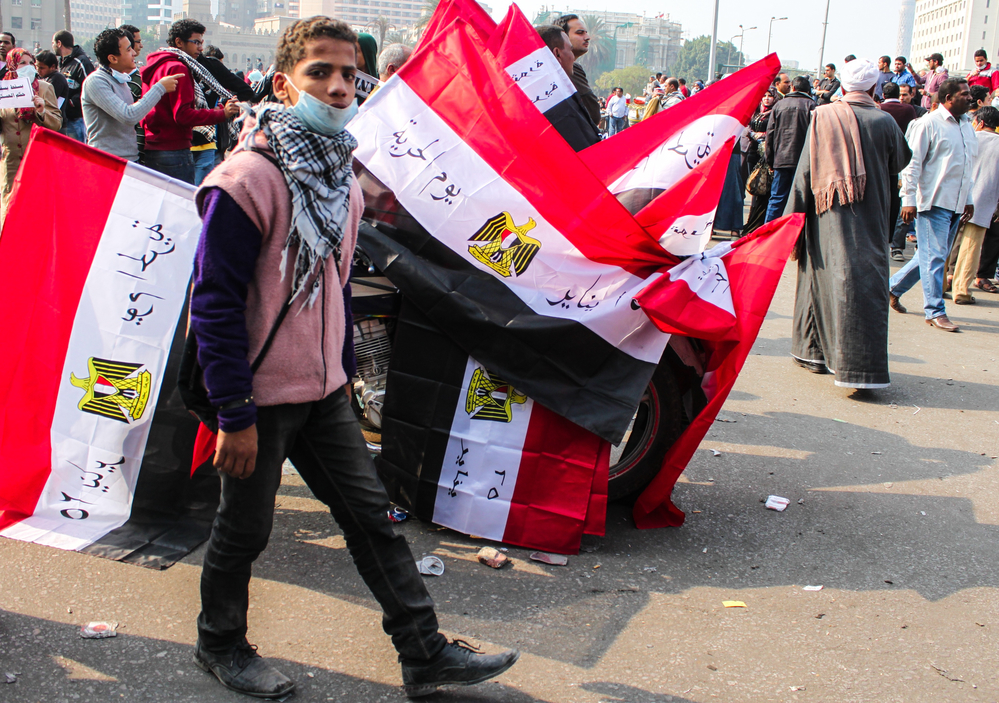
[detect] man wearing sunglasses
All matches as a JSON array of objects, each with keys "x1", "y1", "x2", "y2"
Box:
[{"x1": 140, "y1": 19, "x2": 240, "y2": 184}]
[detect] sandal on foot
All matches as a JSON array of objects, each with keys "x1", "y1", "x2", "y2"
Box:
[{"x1": 973, "y1": 279, "x2": 999, "y2": 293}]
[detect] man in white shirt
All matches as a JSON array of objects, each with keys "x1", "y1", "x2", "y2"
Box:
[
  {"x1": 606, "y1": 86, "x2": 628, "y2": 136},
  {"x1": 889, "y1": 78, "x2": 977, "y2": 331}
]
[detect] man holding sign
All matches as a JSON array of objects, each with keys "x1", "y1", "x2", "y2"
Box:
[{"x1": 0, "y1": 48, "x2": 61, "y2": 222}]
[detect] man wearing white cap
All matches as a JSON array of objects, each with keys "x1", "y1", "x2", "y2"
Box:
[{"x1": 786, "y1": 58, "x2": 911, "y2": 389}]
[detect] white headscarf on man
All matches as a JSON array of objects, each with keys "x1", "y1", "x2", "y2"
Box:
[{"x1": 840, "y1": 58, "x2": 879, "y2": 93}]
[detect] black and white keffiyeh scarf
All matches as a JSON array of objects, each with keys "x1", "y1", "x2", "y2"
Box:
[
  {"x1": 242, "y1": 103, "x2": 357, "y2": 305},
  {"x1": 161, "y1": 47, "x2": 239, "y2": 144}
]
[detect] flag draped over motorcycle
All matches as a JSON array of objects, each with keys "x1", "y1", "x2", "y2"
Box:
[{"x1": 354, "y1": 9, "x2": 801, "y2": 551}]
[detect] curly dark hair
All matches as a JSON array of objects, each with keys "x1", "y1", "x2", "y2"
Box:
[
  {"x1": 275, "y1": 16, "x2": 356, "y2": 74},
  {"x1": 94, "y1": 27, "x2": 128, "y2": 67},
  {"x1": 168, "y1": 18, "x2": 206, "y2": 48}
]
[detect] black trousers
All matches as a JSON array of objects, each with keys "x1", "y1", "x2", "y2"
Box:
[
  {"x1": 977, "y1": 217, "x2": 999, "y2": 280},
  {"x1": 197, "y1": 391, "x2": 447, "y2": 663}
]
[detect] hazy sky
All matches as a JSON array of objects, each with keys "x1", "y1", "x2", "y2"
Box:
[{"x1": 490, "y1": 0, "x2": 904, "y2": 74}]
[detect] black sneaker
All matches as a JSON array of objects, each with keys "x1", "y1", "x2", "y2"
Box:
[
  {"x1": 891, "y1": 249, "x2": 905, "y2": 262},
  {"x1": 194, "y1": 639, "x2": 295, "y2": 699},
  {"x1": 401, "y1": 639, "x2": 520, "y2": 698}
]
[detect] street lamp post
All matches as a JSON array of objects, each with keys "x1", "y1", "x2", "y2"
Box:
[
  {"x1": 708, "y1": 0, "x2": 720, "y2": 81},
  {"x1": 767, "y1": 16, "x2": 787, "y2": 56},
  {"x1": 736, "y1": 24, "x2": 756, "y2": 70}
]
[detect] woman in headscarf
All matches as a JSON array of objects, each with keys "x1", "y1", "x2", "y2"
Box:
[
  {"x1": 355, "y1": 33, "x2": 379, "y2": 77},
  {"x1": 743, "y1": 88, "x2": 779, "y2": 234},
  {"x1": 0, "y1": 48, "x2": 61, "y2": 222}
]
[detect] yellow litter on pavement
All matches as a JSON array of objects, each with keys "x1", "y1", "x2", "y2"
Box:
[{"x1": 722, "y1": 601, "x2": 747, "y2": 608}]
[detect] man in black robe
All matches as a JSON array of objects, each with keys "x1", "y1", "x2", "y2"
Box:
[{"x1": 787, "y1": 58, "x2": 911, "y2": 388}]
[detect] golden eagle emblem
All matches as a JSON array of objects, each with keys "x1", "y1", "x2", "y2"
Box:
[
  {"x1": 70, "y1": 357, "x2": 152, "y2": 424},
  {"x1": 466, "y1": 367, "x2": 528, "y2": 422},
  {"x1": 468, "y1": 212, "x2": 540, "y2": 278}
]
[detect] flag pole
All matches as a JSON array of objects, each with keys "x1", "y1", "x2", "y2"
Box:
[{"x1": 708, "y1": 0, "x2": 720, "y2": 81}]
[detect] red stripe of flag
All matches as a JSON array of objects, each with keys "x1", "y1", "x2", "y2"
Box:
[
  {"x1": 502, "y1": 403, "x2": 607, "y2": 554},
  {"x1": 632, "y1": 214, "x2": 805, "y2": 528},
  {"x1": 414, "y1": 0, "x2": 496, "y2": 53},
  {"x1": 397, "y1": 20, "x2": 675, "y2": 277},
  {"x1": 0, "y1": 128, "x2": 127, "y2": 529},
  {"x1": 486, "y1": 4, "x2": 544, "y2": 65}
]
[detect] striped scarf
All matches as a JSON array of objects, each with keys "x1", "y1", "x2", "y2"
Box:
[
  {"x1": 241, "y1": 103, "x2": 357, "y2": 304},
  {"x1": 160, "y1": 47, "x2": 239, "y2": 144}
]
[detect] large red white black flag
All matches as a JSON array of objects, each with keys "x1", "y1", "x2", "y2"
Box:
[
  {"x1": 352, "y1": 20, "x2": 679, "y2": 444},
  {"x1": 0, "y1": 129, "x2": 201, "y2": 550}
]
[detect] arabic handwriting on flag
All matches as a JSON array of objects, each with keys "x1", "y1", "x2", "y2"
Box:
[
  {"x1": 447, "y1": 469, "x2": 468, "y2": 497},
  {"x1": 387, "y1": 121, "x2": 441, "y2": 161},
  {"x1": 545, "y1": 276, "x2": 601, "y2": 311},
  {"x1": 455, "y1": 438, "x2": 468, "y2": 466},
  {"x1": 121, "y1": 306, "x2": 154, "y2": 325},
  {"x1": 419, "y1": 171, "x2": 462, "y2": 205},
  {"x1": 666, "y1": 129, "x2": 717, "y2": 170}
]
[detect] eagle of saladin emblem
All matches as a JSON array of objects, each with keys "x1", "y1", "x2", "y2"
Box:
[
  {"x1": 465, "y1": 367, "x2": 527, "y2": 423},
  {"x1": 70, "y1": 357, "x2": 152, "y2": 424},
  {"x1": 468, "y1": 212, "x2": 540, "y2": 278}
]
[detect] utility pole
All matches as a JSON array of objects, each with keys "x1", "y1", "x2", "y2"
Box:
[
  {"x1": 767, "y1": 16, "x2": 787, "y2": 55},
  {"x1": 707, "y1": 0, "x2": 719, "y2": 81},
  {"x1": 738, "y1": 25, "x2": 756, "y2": 70},
  {"x1": 817, "y1": 0, "x2": 830, "y2": 77}
]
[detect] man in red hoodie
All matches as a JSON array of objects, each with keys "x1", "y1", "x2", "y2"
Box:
[
  {"x1": 968, "y1": 49, "x2": 999, "y2": 93},
  {"x1": 140, "y1": 18, "x2": 239, "y2": 183}
]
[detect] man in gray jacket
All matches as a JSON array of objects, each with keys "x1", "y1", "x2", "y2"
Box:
[
  {"x1": 765, "y1": 75, "x2": 816, "y2": 222},
  {"x1": 82, "y1": 28, "x2": 180, "y2": 161}
]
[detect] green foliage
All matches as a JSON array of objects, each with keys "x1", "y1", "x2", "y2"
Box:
[
  {"x1": 415, "y1": 0, "x2": 440, "y2": 31},
  {"x1": 578, "y1": 14, "x2": 615, "y2": 77},
  {"x1": 594, "y1": 64, "x2": 651, "y2": 99},
  {"x1": 669, "y1": 35, "x2": 745, "y2": 82}
]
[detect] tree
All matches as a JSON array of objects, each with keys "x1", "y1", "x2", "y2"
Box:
[
  {"x1": 384, "y1": 30, "x2": 414, "y2": 48},
  {"x1": 415, "y1": 0, "x2": 440, "y2": 32},
  {"x1": 578, "y1": 14, "x2": 614, "y2": 78},
  {"x1": 669, "y1": 35, "x2": 744, "y2": 83},
  {"x1": 368, "y1": 16, "x2": 393, "y2": 51},
  {"x1": 594, "y1": 65, "x2": 651, "y2": 99}
]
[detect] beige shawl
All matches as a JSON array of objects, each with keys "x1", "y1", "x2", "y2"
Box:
[{"x1": 809, "y1": 92, "x2": 877, "y2": 215}]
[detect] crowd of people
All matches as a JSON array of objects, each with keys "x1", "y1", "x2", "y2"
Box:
[{"x1": 2, "y1": 11, "x2": 997, "y2": 697}]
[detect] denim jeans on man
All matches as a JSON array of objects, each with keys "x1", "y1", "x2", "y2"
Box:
[
  {"x1": 63, "y1": 117, "x2": 86, "y2": 143},
  {"x1": 889, "y1": 206, "x2": 962, "y2": 319},
  {"x1": 197, "y1": 390, "x2": 447, "y2": 663},
  {"x1": 608, "y1": 115, "x2": 628, "y2": 136},
  {"x1": 144, "y1": 149, "x2": 196, "y2": 185},
  {"x1": 193, "y1": 148, "x2": 219, "y2": 186},
  {"x1": 765, "y1": 167, "x2": 796, "y2": 223}
]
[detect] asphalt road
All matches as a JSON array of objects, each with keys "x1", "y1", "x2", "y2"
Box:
[{"x1": 2, "y1": 249, "x2": 998, "y2": 703}]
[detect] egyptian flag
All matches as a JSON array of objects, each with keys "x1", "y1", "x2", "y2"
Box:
[
  {"x1": 486, "y1": 6, "x2": 597, "y2": 151},
  {"x1": 631, "y1": 214, "x2": 805, "y2": 528},
  {"x1": 581, "y1": 56, "x2": 780, "y2": 242},
  {"x1": 352, "y1": 19, "x2": 677, "y2": 444},
  {"x1": 0, "y1": 129, "x2": 202, "y2": 552},
  {"x1": 415, "y1": 0, "x2": 496, "y2": 52},
  {"x1": 378, "y1": 303, "x2": 608, "y2": 554}
]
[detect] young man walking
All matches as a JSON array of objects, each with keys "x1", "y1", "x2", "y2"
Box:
[
  {"x1": 189, "y1": 16, "x2": 519, "y2": 700},
  {"x1": 889, "y1": 79, "x2": 977, "y2": 332}
]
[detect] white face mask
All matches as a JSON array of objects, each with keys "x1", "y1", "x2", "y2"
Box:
[
  {"x1": 110, "y1": 68, "x2": 130, "y2": 84},
  {"x1": 17, "y1": 64, "x2": 36, "y2": 83},
  {"x1": 283, "y1": 74, "x2": 357, "y2": 136}
]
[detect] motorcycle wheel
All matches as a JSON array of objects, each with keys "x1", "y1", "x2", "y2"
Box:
[{"x1": 607, "y1": 349, "x2": 699, "y2": 502}]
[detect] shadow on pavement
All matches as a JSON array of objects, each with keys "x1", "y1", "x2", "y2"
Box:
[
  {"x1": 0, "y1": 610, "x2": 544, "y2": 703},
  {"x1": 581, "y1": 681, "x2": 699, "y2": 702},
  {"x1": 217, "y1": 407, "x2": 998, "y2": 671}
]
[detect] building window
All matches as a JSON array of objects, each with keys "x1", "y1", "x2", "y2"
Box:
[{"x1": 10, "y1": 16, "x2": 22, "y2": 27}]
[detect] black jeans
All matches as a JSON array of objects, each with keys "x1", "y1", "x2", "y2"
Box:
[
  {"x1": 891, "y1": 210, "x2": 915, "y2": 252},
  {"x1": 197, "y1": 391, "x2": 447, "y2": 663}
]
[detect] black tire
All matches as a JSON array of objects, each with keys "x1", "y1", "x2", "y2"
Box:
[{"x1": 607, "y1": 347, "x2": 704, "y2": 502}]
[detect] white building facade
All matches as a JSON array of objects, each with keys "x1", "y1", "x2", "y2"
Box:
[{"x1": 909, "y1": 0, "x2": 999, "y2": 71}]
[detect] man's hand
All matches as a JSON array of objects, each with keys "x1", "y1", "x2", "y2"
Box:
[
  {"x1": 215, "y1": 424, "x2": 258, "y2": 479},
  {"x1": 901, "y1": 206, "x2": 917, "y2": 225},
  {"x1": 961, "y1": 204, "x2": 975, "y2": 224},
  {"x1": 223, "y1": 98, "x2": 241, "y2": 119},
  {"x1": 158, "y1": 73, "x2": 184, "y2": 93}
]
